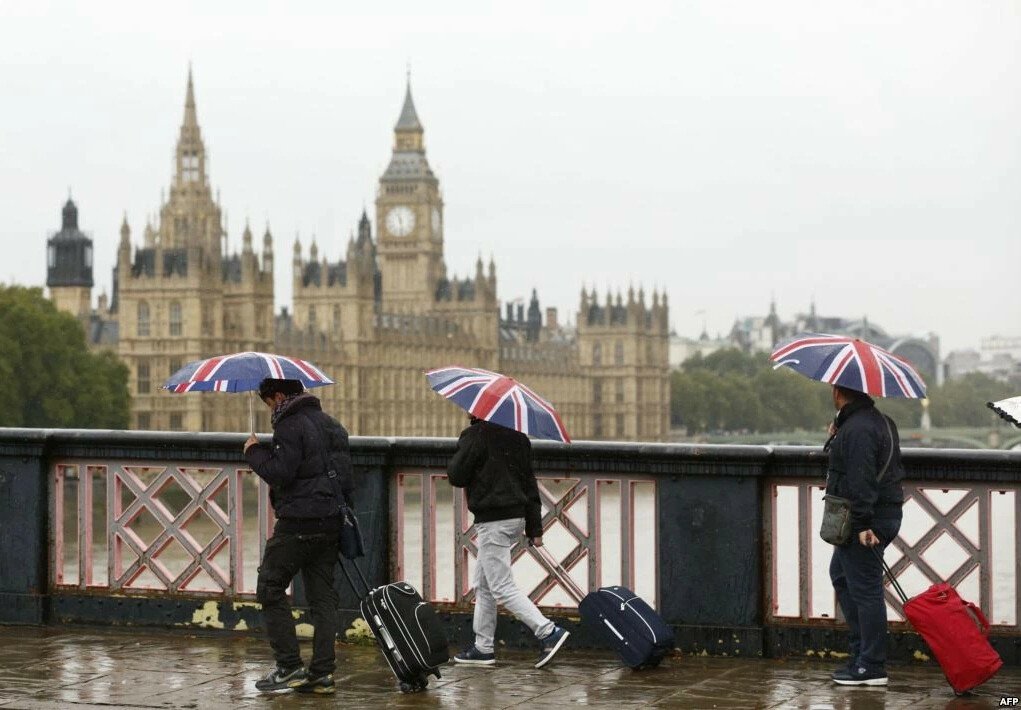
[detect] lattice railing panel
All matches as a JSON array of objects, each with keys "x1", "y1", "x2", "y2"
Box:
[
  {"x1": 766, "y1": 479, "x2": 1020, "y2": 631},
  {"x1": 394, "y1": 470, "x2": 658, "y2": 610}
]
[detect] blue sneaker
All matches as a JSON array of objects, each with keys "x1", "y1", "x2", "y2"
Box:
[
  {"x1": 454, "y1": 644, "x2": 496, "y2": 666},
  {"x1": 832, "y1": 665, "x2": 888, "y2": 686},
  {"x1": 535, "y1": 626, "x2": 570, "y2": 669}
]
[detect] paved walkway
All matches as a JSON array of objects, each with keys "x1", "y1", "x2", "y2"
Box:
[{"x1": 0, "y1": 626, "x2": 1017, "y2": 709}]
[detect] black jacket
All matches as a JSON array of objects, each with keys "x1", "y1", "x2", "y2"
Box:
[
  {"x1": 826, "y1": 398, "x2": 904, "y2": 534},
  {"x1": 447, "y1": 420, "x2": 542, "y2": 538},
  {"x1": 244, "y1": 394, "x2": 354, "y2": 520}
]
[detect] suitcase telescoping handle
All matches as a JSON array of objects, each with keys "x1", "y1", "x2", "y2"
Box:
[
  {"x1": 871, "y1": 545, "x2": 909, "y2": 604},
  {"x1": 873, "y1": 546, "x2": 995, "y2": 636},
  {"x1": 528, "y1": 540, "x2": 587, "y2": 604},
  {"x1": 337, "y1": 557, "x2": 373, "y2": 598}
]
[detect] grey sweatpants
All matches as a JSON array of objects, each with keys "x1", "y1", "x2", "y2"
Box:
[{"x1": 472, "y1": 518, "x2": 555, "y2": 653}]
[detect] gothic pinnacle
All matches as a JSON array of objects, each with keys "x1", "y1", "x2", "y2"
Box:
[
  {"x1": 183, "y1": 64, "x2": 197, "y2": 128},
  {"x1": 395, "y1": 73, "x2": 423, "y2": 132}
]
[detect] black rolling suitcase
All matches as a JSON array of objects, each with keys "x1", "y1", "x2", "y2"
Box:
[
  {"x1": 533, "y1": 545, "x2": 674, "y2": 669},
  {"x1": 338, "y1": 559, "x2": 449, "y2": 693}
]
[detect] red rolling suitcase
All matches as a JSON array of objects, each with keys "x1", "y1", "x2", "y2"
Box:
[{"x1": 879, "y1": 552, "x2": 1002, "y2": 694}]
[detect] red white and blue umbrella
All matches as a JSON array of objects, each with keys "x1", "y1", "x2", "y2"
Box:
[
  {"x1": 163, "y1": 351, "x2": 333, "y2": 393},
  {"x1": 163, "y1": 351, "x2": 334, "y2": 432},
  {"x1": 426, "y1": 366, "x2": 571, "y2": 443},
  {"x1": 770, "y1": 333, "x2": 927, "y2": 399}
]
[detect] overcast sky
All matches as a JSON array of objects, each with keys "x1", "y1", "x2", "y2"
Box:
[{"x1": 3, "y1": 1, "x2": 1018, "y2": 353}]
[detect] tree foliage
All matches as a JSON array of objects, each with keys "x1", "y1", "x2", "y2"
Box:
[
  {"x1": 0, "y1": 286, "x2": 129, "y2": 428},
  {"x1": 671, "y1": 347, "x2": 1006, "y2": 435},
  {"x1": 927, "y1": 372, "x2": 1007, "y2": 428}
]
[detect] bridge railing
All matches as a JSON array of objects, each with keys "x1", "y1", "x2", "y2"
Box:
[{"x1": 1, "y1": 429, "x2": 1019, "y2": 662}]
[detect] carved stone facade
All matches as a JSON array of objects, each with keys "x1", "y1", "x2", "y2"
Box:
[{"x1": 48, "y1": 70, "x2": 670, "y2": 441}]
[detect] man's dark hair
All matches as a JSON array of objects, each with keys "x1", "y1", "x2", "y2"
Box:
[{"x1": 258, "y1": 378, "x2": 304, "y2": 400}]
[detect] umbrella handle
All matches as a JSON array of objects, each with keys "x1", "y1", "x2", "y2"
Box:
[{"x1": 249, "y1": 391, "x2": 255, "y2": 435}]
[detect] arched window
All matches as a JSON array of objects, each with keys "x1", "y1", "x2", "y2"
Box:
[
  {"x1": 592, "y1": 342, "x2": 602, "y2": 366},
  {"x1": 308, "y1": 305, "x2": 316, "y2": 330},
  {"x1": 614, "y1": 340, "x2": 624, "y2": 365},
  {"x1": 169, "y1": 301, "x2": 182, "y2": 336},
  {"x1": 136, "y1": 361, "x2": 150, "y2": 394},
  {"x1": 137, "y1": 302, "x2": 150, "y2": 337}
]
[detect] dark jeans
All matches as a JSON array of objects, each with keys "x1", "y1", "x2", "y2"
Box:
[
  {"x1": 829, "y1": 517, "x2": 901, "y2": 673},
  {"x1": 256, "y1": 532, "x2": 340, "y2": 676}
]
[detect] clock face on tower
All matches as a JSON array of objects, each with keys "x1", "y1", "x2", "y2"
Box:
[
  {"x1": 431, "y1": 207, "x2": 441, "y2": 234},
  {"x1": 385, "y1": 206, "x2": 416, "y2": 237}
]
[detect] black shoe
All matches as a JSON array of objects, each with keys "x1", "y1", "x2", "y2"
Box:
[
  {"x1": 294, "y1": 672, "x2": 335, "y2": 694},
  {"x1": 453, "y1": 644, "x2": 496, "y2": 666},
  {"x1": 255, "y1": 666, "x2": 307, "y2": 692},
  {"x1": 831, "y1": 660, "x2": 854, "y2": 679},
  {"x1": 832, "y1": 666, "x2": 888, "y2": 686},
  {"x1": 535, "y1": 626, "x2": 570, "y2": 669}
]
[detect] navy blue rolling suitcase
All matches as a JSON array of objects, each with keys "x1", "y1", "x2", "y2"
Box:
[{"x1": 533, "y1": 545, "x2": 674, "y2": 668}]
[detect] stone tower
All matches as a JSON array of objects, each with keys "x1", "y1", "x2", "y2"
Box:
[
  {"x1": 116, "y1": 68, "x2": 274, "y2": 432},
  {"x1": 576, "y1": 286, "x2": 670, "y2": 440},
  {"x1": 375, "y1": 77, "x2": 446, "y2": 313},
  {"x1": 47, "y1": 196, "x2": 94, "y2": 318}
]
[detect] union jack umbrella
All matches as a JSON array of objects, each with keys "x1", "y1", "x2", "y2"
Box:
[
  {"x1": 426, "y1": 366, "x2": 571, "y2": 443},
  {"x1": 770, "y1": 333, "x2": 927, "y2": 399},
  {"x1": 162, "y1": 351, "x2": 334, "y2": 432},
  {"x1": 988, "y1": 396, "x2": 1021, "y2": 428}
]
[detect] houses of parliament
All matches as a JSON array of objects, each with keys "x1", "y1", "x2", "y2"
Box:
[{"x1": 45, "y1": 70, "x2": 670, "y2": 441}]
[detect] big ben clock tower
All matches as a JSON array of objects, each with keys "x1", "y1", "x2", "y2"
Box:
[{"x1": 376, "y1": 78, "x2": 446, "y2": 313}]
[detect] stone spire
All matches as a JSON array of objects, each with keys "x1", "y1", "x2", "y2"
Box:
[
  {"x1": 262, "y1": 224, "x2": 273, "y2": 273},
  {"x1": 242, "y1": 220, "x2": 253, "y2": 253},
  {"x1": 393, "y1": 73, "x2": 425, "y2": 152},
  {"x1": 358, "y1": 208, "x2": 372, "y2": 244},
  {"x1": 395, "y1": 73, "x2": 423, "y2": 132},
  {"x1": 175, "y1": 65, "x2": 205, "y2": 186},
  {"x1": 120, "y1": 213, "x2": 131, "y2": 247},
  {"x1": 184, "y1": 65, "x2": 197, "y2": 127}
]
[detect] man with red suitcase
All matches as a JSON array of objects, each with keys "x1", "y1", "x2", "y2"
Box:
[{"x1": 825, "y1": 385, "x2": 904, "y2": 687}]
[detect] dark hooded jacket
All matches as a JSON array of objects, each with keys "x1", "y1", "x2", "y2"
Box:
[
  {"x1": 825, "y1": 396, "x2": 904, "y2": 535},
  {"x1": 244, "y1": 394, "x2": 354, "y2": 526},
  {"x1": 447, "y1": 420, "x2": 543, "y2": 539}
]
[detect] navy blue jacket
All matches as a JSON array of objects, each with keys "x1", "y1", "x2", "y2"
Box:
[{"x1": 826, "y1": 399, "x2": 905, "y2": 534}]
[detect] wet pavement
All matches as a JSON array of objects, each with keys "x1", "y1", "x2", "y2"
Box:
[{"x1": 0, "y1": 625, "x2": 1018, "y2": 709}]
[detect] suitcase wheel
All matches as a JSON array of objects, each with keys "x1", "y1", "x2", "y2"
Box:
[{"x1": 399, "y1": 677, "x2": 428, "y2": 694}]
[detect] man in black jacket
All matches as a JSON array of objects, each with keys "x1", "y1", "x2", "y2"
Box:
[
  {"x1": 243, "y1": 378, "x2": 354, "y2": 695},
  {"x1": 826, "y1": 385, "x2": 904, "y2": 687},
  {"x1": 447, "y1": 417, "x2": 569, "y2": 669}
]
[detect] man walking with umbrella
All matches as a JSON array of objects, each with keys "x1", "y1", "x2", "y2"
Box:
[
  {"x1": 771, "y1": 334, "x2": 924, "y2": 687},
  {"x1": 424, "y1": 367, "x2": 574, "y2": 670},
  {"x1": 243, "y1": 378, "x2": 354, "y2": 695},
  {"x1": 447, "y1": 415, "x2": 570, "y2": 669}
]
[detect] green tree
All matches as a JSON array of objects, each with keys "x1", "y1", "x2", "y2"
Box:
[
  {"x1": 750, "y1": 368, "x2": 832, "y2": 432},
  {"x1": 0, "y1": 286, "x2": 129, "y2": 428},
  {"x1": 671, "y1": 346, "x2": 929, "y2": 435},
  {"x1": 673, "y1": 369, "x2": 750, "y2": 431},
  {"x1": 927, "y1": 373, "x2": 1006, "y2": 428},
  {"x1": 683, "y1": 348, "x2": 770, "y2": 377}
]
